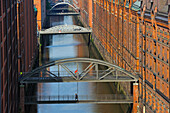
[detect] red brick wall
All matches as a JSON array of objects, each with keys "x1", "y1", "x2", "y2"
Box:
[{"x1": 77, "y1": 0, "x2": 170, "y2": 112}]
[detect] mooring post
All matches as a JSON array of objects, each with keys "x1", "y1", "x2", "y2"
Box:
[
  {"x1": 20, "y1": 84, "x2": 25, "y2": 113},
  {"x1": 132, "y1": 82, "x2": 139, "y2": 113}
]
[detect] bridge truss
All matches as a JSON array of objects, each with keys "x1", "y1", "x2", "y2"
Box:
[
  {"x1": 48, "y1": 2, "x2": 80, "y2": 16},
  {"x1": 19, "y1": 58, "x2": 138, "y2": 83}
]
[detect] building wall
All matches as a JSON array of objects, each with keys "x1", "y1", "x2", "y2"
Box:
[
  {"x1": 34, "y1": 0, "x2": 46, "y2": 30},
  {"x1": 23, "y1": 0, "x2": 37, "y2": 72},
  {"x1": 138, "y1": 0, "x2": 169, "y2": 112},
  {"x1": 17, "y1": 0, "x2": 37, "y2": 73},
  {"x1": 90, "y1": 0, "x2": 139, "y2": 75},
  {"x1": 73, "y1": 0, "x2": 92, "y2": 28},
  {"x1": 75, "y1": 0, "x2": 170, "y2": 112},
  {"x1": 34, "y1": 0, "x2": 42, "y2": 30},
  {"x1": 0, "y1": 0, "x2": 37, "y2": 113},
  {"x1": 0, "y1": 0, "x2": 18, "y2": 113}
]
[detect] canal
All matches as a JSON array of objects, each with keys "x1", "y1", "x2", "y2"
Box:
[{"x1": 35, "y1": 15, "x2": 129, "y2": 113}]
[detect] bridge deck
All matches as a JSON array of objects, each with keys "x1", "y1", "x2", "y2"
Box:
[
  {"x1": 40, "y1": 25, "x2": 92, "y2": 35},
  {"x1": 20, "y1": 76, "x2": 136, "y2": 83},
  {"x1": 25, "y1": 95, "x2": 133, "y2": 104},
  {"x1": 47, "y1": 12, "x2": 80, "y2": 16},
  {"x1": 25, "y1": 100, "x2": 133, "y2": 104}
]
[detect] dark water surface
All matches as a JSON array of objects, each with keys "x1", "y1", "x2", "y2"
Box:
[{"x1": 37, "y1": 16, "x2": 125, "y2": 113}]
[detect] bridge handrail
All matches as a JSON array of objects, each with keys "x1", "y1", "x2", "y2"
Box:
[
  {"x1": 20, "y1": 70, "x2": 125, "y2": 75},
  {"x1": 25, "y1": 94, "x2": 133, "y2": 102}
]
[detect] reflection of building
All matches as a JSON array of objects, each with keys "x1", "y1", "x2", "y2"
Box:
[
  {"x1": 74, "y1": 0, "x2": 169, "y2": 112},
  {"x1": 34, "y1": 0, "x2": 46, "y2": 30}
]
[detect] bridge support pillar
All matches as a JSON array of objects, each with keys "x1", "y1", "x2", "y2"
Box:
[
  {"x1": 20, "y1": 84, "x2": 25, "y2": 113},
  {"x1": 132, "y1": 83, "x2": 139, "y2": 113}
]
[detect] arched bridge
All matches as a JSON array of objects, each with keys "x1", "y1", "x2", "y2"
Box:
[
  {"x1": 19, "y1": 58, "x2": 138, "y2": 83},
  {"x1": 40, "y1": 25, "x2": 92, "y2": 35},
  {"x1": 48, "y1": 2, "x2": 80, "y2": 16}
]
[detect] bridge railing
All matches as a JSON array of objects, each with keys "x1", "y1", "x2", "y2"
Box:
[
  {"x1": 25, "y1": 94, "x2": 133, "y2": 103},
  {"x1": 20, "y1": 70, "x2": 129, "y2": 79},
  {"x1": 21, "y1": 70, "x2": 128, "y2": 76}
]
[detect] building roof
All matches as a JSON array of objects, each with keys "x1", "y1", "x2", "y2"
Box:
[
  {"x1": 157, "y1": 0, "x2": 168, "y2": 13},
  {"x1": 143, "y1": 0, "x2": 168, "y2": 14},
  {"x1": 132, "y1": 0, "x2": 141, "y2": 11}
]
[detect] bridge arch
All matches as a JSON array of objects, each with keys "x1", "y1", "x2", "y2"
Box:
[
  {"x1": 20, "y1": 58, "x2": 138, "y2": 83},
  {"x1": 50, "y1": 2, "x2": 78, "y2": 12}
]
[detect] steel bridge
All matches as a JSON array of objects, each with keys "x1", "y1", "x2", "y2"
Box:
[
  {"x1": 25, "y1": 94, "x2": 133, "y2": 104},
  {"x1": 19, "y1": 58, "x2": 138, "y2": 83},
  {"x1": 47, "y1": 2, "x2": 80, "y2": 16},
  {"x1": 40, "y1": 25, "x2": 92, "y2": 35}
]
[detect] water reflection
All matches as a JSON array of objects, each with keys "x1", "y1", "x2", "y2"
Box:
[{"x1": 37, "y1": 16, "x2": 125, "y2": 113}]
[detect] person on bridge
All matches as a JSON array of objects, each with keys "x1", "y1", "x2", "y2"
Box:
[{"x1": 75, "y1": 93, "x2": 78, "y2": 101}]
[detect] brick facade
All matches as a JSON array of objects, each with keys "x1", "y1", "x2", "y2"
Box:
[
  {"x1": 0, "y1": 0, "x2": 38, "y2": 113},
  {"x1": 74, "y1": 0, "x2": 170, "y2": 112}
]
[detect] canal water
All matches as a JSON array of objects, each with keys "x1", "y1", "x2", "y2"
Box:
[{"x1": 37, "y1": 16, "x2": 127, "y2": 113}]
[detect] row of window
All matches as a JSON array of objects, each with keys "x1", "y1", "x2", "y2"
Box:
[{"x1": 140, "y1": 83, "x2": 169, "y2": 113}]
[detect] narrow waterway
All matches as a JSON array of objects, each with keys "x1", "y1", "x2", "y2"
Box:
[{"x1": 37, "y1": 16, "x2": 128, "y2": 113}]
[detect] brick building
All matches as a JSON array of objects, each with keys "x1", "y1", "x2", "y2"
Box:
[
  {"x1": 138, "y1": 0, "x2": 169, "y2": 112},
  {"x1": 0, "y1": 0, "x2": 18, "y2": 112},
  {"x1": 0, "y1": 0, "x2": 37, "y2": 113},
  {"x1": 17, "y1": 0, "x2": 38, "y2": 73},
  {"x1": 34, "y1": 0, "x2": 46, "y2": 30},
  {"x1": 74, "y1": 0, "x2": 169, "y2": 112}
]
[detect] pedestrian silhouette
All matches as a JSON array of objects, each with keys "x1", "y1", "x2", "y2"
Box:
[{"x1": 75, "y1": 93, "x2": 78, "y2": 101}]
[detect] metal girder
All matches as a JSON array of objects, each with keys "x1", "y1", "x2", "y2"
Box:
[
  {"x1": 99, "y1": 69, "x2": 116, "y2": 80},
  {"x1": 60, "y1": 64, "x2": 77, "y2": 80},
  {"x1": 46, "y1": 70, "x2": 58, "y2": 77},
  {"x1": 50, "y1": 2, "x2": 79, "y2": 12},
  {"x1": 95, "y1": 64, "x2": 99, "y2": 79},
  {"x1": 79, "y1": 63, "x2": 95, "y2": 80},
  {"x1": 20, "y1": 77, "x2": 138, "y2": 83},
  {"x1": 46, "y1": 71, "x2": 59, "y2": 81},
  {"x1": 51, "y1": 8, "x2": 73, "y2": 11},
  {"x1": 48, "y1": 2, "x2": 80, "y2": 16},
  {"x1": 19, "y1": 58, "x2": 139, "y2": 83}
]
